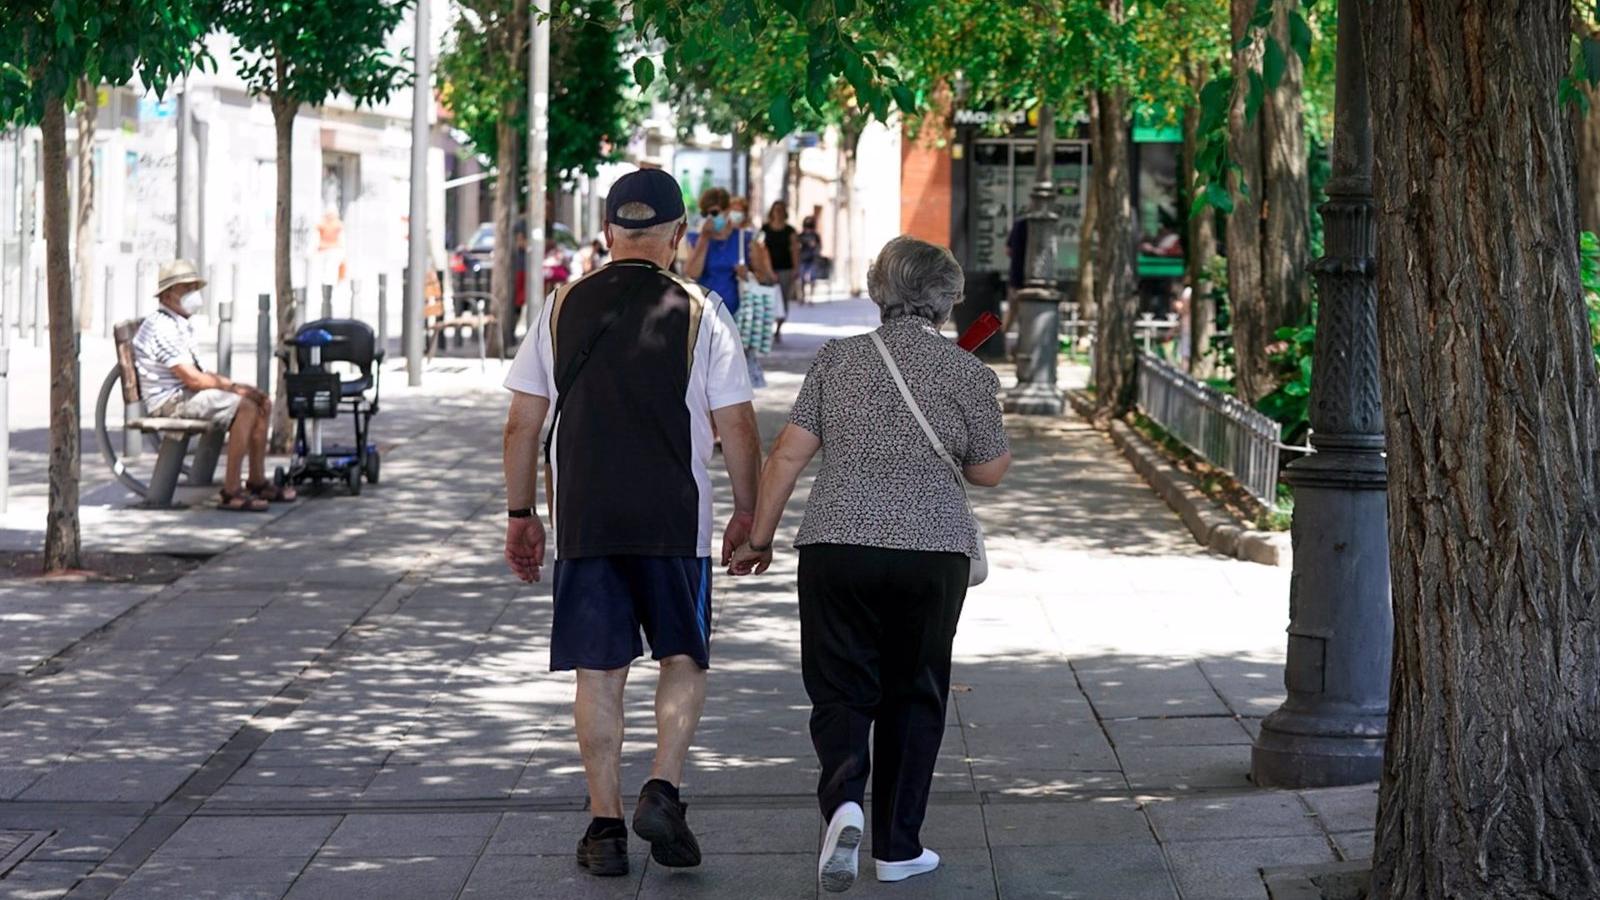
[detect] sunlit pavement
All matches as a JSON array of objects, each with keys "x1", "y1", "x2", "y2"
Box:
[{"x1": 0, "y1": 298, "x2": 1376, "y2": 899}]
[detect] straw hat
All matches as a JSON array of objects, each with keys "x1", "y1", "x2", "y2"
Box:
[{"x1": 154, "y1": 259, "x2": 207, "y2": 297}]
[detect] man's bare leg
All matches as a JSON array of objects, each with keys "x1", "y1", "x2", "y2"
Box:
[
  {"x1": 575, "y1": 666, "x2": 630, "y2": 818},
  {"x1": 650, "y1": 654, "x2": 707, "y2": 787},
  {"x1": 247, "y1": 396, "x2": 269, "y2": 485},
  {"x1": 224, "y1": 399, "x2": 256, "y2": 491}
]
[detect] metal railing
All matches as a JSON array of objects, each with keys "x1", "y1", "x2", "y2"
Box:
[{"x1": 1135, "y1": 350, "x2": 1281, "y2": 505}]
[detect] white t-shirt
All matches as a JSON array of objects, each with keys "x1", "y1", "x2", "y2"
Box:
[{"x1": 504, "y1": 260, "x2": 752, "y2": 559}]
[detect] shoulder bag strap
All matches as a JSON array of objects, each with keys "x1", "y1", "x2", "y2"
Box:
[
  {"x1": 869, "y1": 331, "x2": 968, "y2": 490},
  {"x1": 543, "y1": 306, "x2": 621, "y2": 464}
]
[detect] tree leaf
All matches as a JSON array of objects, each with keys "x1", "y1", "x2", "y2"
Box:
[
  {"x1": 633, "y1": 56, "x2": 655, "y2": 89},
  {"x1": 1205, "y1": 181, "x2": 1234, "y2": 213},
  {"x1": 769, "y1": 92, "x2": 795, "y2": 134},
  {"x1": 891, "y1": 83, "x2": 916, "y2": 114},
  {"x1": 1245, "y1": 70, "x2": 1264, "y2": 124},
  {"x1": 1289, "y1": 12, "x2": 1313, "y2": 64},
  {"x1": 1262, "y1": 38, "x2": 1286, "y2": 90}
]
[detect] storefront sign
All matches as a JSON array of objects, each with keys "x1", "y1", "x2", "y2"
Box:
[{"x1": 953, "y1": 108, "x2": 1027, "y2": 127}]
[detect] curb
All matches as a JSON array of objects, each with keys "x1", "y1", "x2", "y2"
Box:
[{"x1": 1068, "y1": 390, "x2": 1290, "y2": 568}]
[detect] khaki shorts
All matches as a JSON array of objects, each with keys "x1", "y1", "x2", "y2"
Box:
[{"x1": 151, "y1": 388, "x2": 242, "y2": 425}]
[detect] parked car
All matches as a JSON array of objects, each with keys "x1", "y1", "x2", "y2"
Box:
[{"x1": 448, "y1": 221, "x2": 578, "y2": 300}]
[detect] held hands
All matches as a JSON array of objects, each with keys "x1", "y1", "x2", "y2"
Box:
[
  {"x1": 729, "y1": 542, "x2": 773, "y2": 576},
  {"x1": 721, "y1": 511, "x2": 753, "y2": 568},
  {"x1": 505, "y1": 516, "x2": 548, "y2": 583}
]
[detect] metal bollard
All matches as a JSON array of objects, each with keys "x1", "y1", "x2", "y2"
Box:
[
  {"x1": 377, "y1": 273, "x2": 388, "y2": 355},
  {"x1": 217, "y1": 300, "x2": 233, "y2": 377},
  {"x1": 349, "y1": 279, "x2": 361, "y2": 322},
  {"x1": 102, "y1": 261, "x2": 115, "y2": 338},
  {"x1": 256, "y1": 293, "x2": 271, "y2": 392},
  {"x1": 320, "y1": 283, "x2": 333, "y2": 320},
  {"x1": 31, "y1": 268, "x2": 42, "y2": 348},
  {"x1": 0, "y1": 346, "x2": 9, "y2": 513}
]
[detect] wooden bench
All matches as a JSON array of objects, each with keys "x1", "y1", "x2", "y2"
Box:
[{"x1": 98, "y1": 319, "x2": 227, "y2": 507}]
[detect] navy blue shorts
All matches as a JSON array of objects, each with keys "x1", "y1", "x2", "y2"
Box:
[{"x1": 550, "y1": 556, "x2": 712, "y2": 671}]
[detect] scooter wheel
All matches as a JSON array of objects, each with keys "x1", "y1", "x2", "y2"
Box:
[
  {"x1": 346, "y1": 464, "x2": 363, "y2": 496},
  {"x1": 364, "y1": 449, "x2": 381, "y2": 485}
]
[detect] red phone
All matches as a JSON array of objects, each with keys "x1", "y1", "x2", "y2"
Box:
[{"x1": 957, "y1": 312, "x2": 1003, "y2": 352}]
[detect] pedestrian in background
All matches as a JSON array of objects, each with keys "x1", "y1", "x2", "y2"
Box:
[
  {"x1": 731, "y1": 235, "x2": 1012, "y2": 893},
  {"x1": 686, "y1": 191, "x2": 775, "y2": 388},
  {"x1": 798, "y1": 215, "x2": 823, "y2": 302},
  {"x1": 503, "y1": 168, "x2": 762, "y2": 879},
  {"x1": 763, "y1": 201, "x2": 801, "y2": 343}
]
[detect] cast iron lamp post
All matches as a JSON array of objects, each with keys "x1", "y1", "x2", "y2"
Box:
[
  {"x1": 1250, "y1": 0, "x2": 1392, "y2": 788},
  {"x1": 1005, "y1": 103, "x2": 1065, "y2": 415}
]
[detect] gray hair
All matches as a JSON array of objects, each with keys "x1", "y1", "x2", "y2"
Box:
[
  {"x1": 610, "y1": 202, "x2": 683, "y2": 243},
  {"x1": 867, "y1": 235, "x2": 965, "y2": 325}
]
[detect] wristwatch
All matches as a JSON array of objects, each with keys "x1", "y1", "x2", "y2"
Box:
[
  {"x1": 507, "y1": 508, "x2": 533, "y2": 519},
  {"x1": 748, "y1": 540, "x2": 772, "y2": 553}
]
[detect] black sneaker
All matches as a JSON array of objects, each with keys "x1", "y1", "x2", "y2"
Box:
[
  {"x1": 632, "y1": 779, "x2": 702, "y2": 867},
  {"x1": 576, "y1": 823, "x2": 629, "y2": 877}
]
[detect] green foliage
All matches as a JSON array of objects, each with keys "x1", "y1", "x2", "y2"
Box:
[
  {"x1": 217, "y1": 0, "x2": 411, "y2": 111},
  {"x1": 1580, "y1": 231, "x2": 1600, "y2": 366},
  {"x1": 1190, "y1": 0, "x2": 1322, "y2": 217},
  {"x1": 0, "y1": 0, "x2": 209, "y2": 124},
  {"x1": 1255, "y1": 313, "x2": 1315, "y2": 444},
  {"x1": 440, "y1": 0, "x2": 636, "y2": 187}
]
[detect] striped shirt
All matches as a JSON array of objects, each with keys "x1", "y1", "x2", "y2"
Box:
[{"x1": 131, "y1": 308, "x2": 199, "y2": 411}]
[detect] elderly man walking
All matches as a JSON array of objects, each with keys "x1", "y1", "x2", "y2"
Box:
[
  {"x1": 132, "y1": 260, "x2": 294, "y2": 511},
  {"x1": 502, "y1": 169, "x2": 762, "y2": 878}
]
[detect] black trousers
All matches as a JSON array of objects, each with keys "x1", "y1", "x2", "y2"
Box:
[{"x1": 798, "y1": 543, "x2": 969, "y2": 863}]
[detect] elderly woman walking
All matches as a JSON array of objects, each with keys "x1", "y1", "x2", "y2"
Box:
[{"x1": 732, "y1": 236, "x2": 1011, "y2": 892}]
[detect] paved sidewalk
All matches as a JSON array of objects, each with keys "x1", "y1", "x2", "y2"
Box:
[{"x1": 0, "y1": 299, "x2": 1376, "y2": 899}]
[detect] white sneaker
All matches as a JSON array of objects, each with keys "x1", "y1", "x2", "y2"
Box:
[
  {"x1": 875, "y1": 848, "x2": 941, "y2": 883},
  {"x1": 818, "y1": 801, "x2": 865, "y2": 892}
]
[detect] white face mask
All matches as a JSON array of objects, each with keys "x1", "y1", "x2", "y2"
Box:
[
  {"x1": 180, "y1": 292, "x2": 205, "y2": 316},
  {"x1": 729, "y1": 211, "x2": 746, "y2": 226}
]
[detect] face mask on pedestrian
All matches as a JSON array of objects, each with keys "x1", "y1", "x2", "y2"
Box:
[
  {"x1": 729, "y1": 210, "x2": 746, "y2": 226},
  {"x1": 180, "y1": 292, "x2": 205, "y2": 316},
  {"x1": 710, "y1": 213, "x2": 728, "y2": 231}
]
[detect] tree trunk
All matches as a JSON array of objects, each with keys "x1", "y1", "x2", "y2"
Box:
[
  {"x1": 1091, "y1": 85, "x2": 1137, "y2": 420},
  {"x1": 841, "y1": 122, "x2": 864, "y2": 298},
  {"x1": 488, "y1": 115, "x2": 519, "y2": 358},
  {"x1": 1366, "y1": 2, "x2": 1600, "y2": 897},
  {"x1": 1226, "y1": 0, "x2": 1268, "y2": 401},
  {"x1": 1075, "y1": 94, "x2": 1100, "y2": 324},
  {"x1": 41, "y1": 102, "x2": 80, "y2": 572},
  {"x1": 74, "y1": 78, "x2": 97, "y2": 332},
  {"x1": 1184, "y1": 63, "x2": 1218, "y2": 377},
  {"x1": 270, "y1": 93, "x2": 296, "y2": 454},
  {"x1": 1260, "y1": 0, "x2": 1310, "y2": 348},
  {"x1": 1575, "y1": 82, "x2": 1600, "y2": 235}
]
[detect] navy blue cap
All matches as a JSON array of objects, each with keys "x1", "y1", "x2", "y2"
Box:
[{"x1": 605, "y1": 168, "x2": 686, "y2": 228}]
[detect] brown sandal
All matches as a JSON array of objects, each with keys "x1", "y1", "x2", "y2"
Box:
[
  {"x1": 219, "y1": 490, "x2": 270, "y2": 512},
  {"x1": 247, "y1": 481, "x2": 298, "y2": 503}
]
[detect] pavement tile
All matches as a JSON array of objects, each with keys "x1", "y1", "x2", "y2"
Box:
[
  {"x1": 14, "y1": 815, "x2": 143, "y2": 862},
  {"x1": 636, "y1": 852, "x2": 815, "y2": 899},
  {"x1": 459, "y1": 855, "x2": 644, "y2": 898},
  {"x1": 982, "y1": 799, "x2": 1151, "y2": 846},
  {"x1": 18, "y1": 761, "x2": 200, "y2": 803},
  {"x1": 1163, "y1": 836, "x2": 1337, "y2": 900},
  {"x1": 280, "y1": 855, "x2": 476, "y2": 900},
  {"x1": 1103, "y1": 716, "x2": 1254, "y2": 748},
  {"x1": 154, "y1": 816, "x2": 340, "y2": 859},
  {"x1": 108, "y1": 856, "x2": 307, "y2": 900},
  {"x1": 1331, "y1": 830, "x2": 1373, "y2": 861},
  {"x1": 0, "y1": 861, "x2": 94, "y2": 900},
  {"x1": 357, "y1": 763, "x2": 522, "y2": 800},
  {"x1": 484, "y1": 812, "x2": 601, "y2": 857},
  {"x1": 1298, "y1": 784, "x2": 1379, "y2": 834},
  {"x1": 1146, "y1": 792, "x2": 1321, "y2": 842},
  {"x1": 320, "y1": 813, "x2": 500, "y2": 858},
  {"x1": 991, "y1": 841, "x2": 1176, "y2": 899},
  {"x1": 1116, "y1": 744, "x2": 1253, "y2": 791},
  {"x1": 226, "y1": 765, "x2": 380, "y2": 789},
  {"x1": 970, "y1": 768, "x2": 1130, "y2": 798}
]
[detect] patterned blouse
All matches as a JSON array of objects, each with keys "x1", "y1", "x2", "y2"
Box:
[{"x1": 789, "y1": 316, "x2": 1009, "y2": 559}]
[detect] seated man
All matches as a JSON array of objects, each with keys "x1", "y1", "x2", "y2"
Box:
[{"x1": 132, "y1": 259, "x2": 294, "y2": 511}]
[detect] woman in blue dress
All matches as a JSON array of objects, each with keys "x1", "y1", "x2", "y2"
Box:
[{"x1": 686, "y1": 189, "x2": 773, "y2": 387}]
